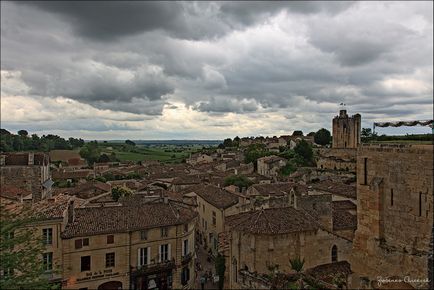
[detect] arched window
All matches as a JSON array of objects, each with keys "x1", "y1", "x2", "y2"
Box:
[{"x1": 331, "y1": 245, "x2": 338, "y2": 262}]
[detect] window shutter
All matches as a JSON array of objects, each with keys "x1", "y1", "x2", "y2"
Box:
[
  {"x1": 181, "y1": 240, "x2": 185, "y2": 257},
  {"x1": 147, "y1": 247, "x2": 151, "y2": 265},
  {"x1": 158, "y1": 245, "x2": 162, "y2": 263},
  {"x1": 168, "y1": 243, "x2": 171, "y2": 260},
  {"x1": 137, "y1": 248, "x2": 141, "y2": 266}
]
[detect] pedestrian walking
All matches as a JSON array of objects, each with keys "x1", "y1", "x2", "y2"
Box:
[{"x1": 200, "y1": 275, "x2": 206, "y2": 290}]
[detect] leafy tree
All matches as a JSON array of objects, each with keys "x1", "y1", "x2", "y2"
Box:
[
  {"x1": 79, "y1": 141, "x2": 101, "y2": 165},
  {"x1": 217, "y1": 143, "x2": 225, "y2": 149},
  {"x1": 98, "y1": 153, "x2": 111, "y2": 163},
  {"x1": 314, "y1": 128, "x2": 331, "y2": 146},
  {"x1": 125, "y1": 140, "x2": 136, "y2": 146},
  {"x1": 233, "y1": 136, "x2": 240, "y2": 147},
  {"x1": 361, "y1": 128, "x2": 378, "y2": 142},
  {"x1": 307, "y1": 132, "x2": 316, "y2": 137},
  {"x1": 0, "y1": 204, "x2": 57, "y2": 289},
  {"x1": 292, "y1": 130, "x2": 304, "y2": 137},
  {"x1": 17, "y1": 130, "x2": 28, "y2": 137},
  {"x1": 214, "y1": 254, "x2": 226, "y2": 290},
  {"x1": 224, "y1": 175, "x2": 253, "y2": 191},
  {"x1": 223, "y1": 138, "x2": 233, "y2": 148},
  {"x1": 111, "y1": 186, "x2": 133, "y2": 202},
  {"x1": 294, "y1": 140, "x2": 313, "y2": 165},
  {"x1": 279, "y1": 161, "x2": 297, "y2": 176}
]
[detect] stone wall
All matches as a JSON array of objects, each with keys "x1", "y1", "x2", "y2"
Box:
[
  {"x1": 316, "y1": 148, "x2": 357, "y2": 173},
  {"x1": 351, "y1": 144, "x2": 433, "y2": 289},
  {"x1": 228, "y1": 228, "x2": 352, "y2": 288},
  {"x1": 0, "y1": 165, "x2": 48, "y2": 201}
]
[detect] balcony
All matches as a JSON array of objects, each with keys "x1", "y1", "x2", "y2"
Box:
[
  {"x1": 131, "y1": 259, "x2": 176, "y2": 276},
  {"x1": 181, "y1": 252, "x2": 193, "y2": 265}
]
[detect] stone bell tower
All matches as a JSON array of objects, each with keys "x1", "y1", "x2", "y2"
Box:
[{"x1": 332, "y1": 107, "x2": 361, "y2": 149}]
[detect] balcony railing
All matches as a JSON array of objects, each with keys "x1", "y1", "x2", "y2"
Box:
[
  {"x1": 131, "y1": 259, "x2": 176, "y2": 276},
  {"x1": 181, "y1": 252, "x2": 193, "y2": 265}
]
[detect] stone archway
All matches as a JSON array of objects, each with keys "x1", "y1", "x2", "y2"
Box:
[{"x1": 97, "y1": 281, "x2": 122, "y2": 290}]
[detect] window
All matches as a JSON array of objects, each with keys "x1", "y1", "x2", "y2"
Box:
[
  {"x1": 159, "y1": 244, "x2": 170, "y2": 262},
  {"x1": 42, "y1": 228, "x2": 53, "y2": 245},
  {"x1": 161, "y1": 227, "x2": 168, "y2": 238},
  {"x1": 183, "y1": 223, "x2": 188, "y2": 233},
  {"x1": 331, "y1": 245, "x2": 338, "y2": 262},
  {"x1": 107, "y1": 235, "x2": 114, "y2": 244},
  {"x1": 42, "y1": 252, "x2": 53, "y2": 271},
  {"x1": 75, "y1": 238, "x2": 89, "y2": 249},
  {"x1": 390, "y1": 189, "x2": 394, "y2": 206},
  {"x1": 140, "y1": 230, "x2": 148, "y2": 240},
  {"x1": 2, "y1": 268, "x2": 14, "y2": 277},
  {"x1": 82, "y1": 238, "x2": 89, "y2": 246},
  {"x1": 81, "y1": 256, "x2": 91, "y2": 272},
  {"x1": 212, "y1": 211, "x2": 216, "y2": 226},
  {"x1": 181, "y1": 266, "x2": 190, "y2": 286},
  {"x1": 202, "y1": 204, "x2": 205, "y2": 213},
  {"x1": 138, "y1": 247, "x2": 150, "y2": 266},
  {"x1": 183, "y1": 239, "x2": 189, "y2": 256},
  {"x1": 105, "y1": 252, "x2": 115, "y2": 268},
  {"x1": 205, "y1": 221, "x2": 207, "y2": 230}
]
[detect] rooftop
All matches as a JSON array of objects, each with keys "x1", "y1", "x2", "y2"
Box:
[
  {"x1": 61, "y1": 199, "x2": 197, "y2": 238},
  {"x1": 310, "y1": 180, "x2": 356, "y2": 199},
  {"x1": 181, "y1": 184, "x2": 238, "y2": 209},
  {"x1": 225, "y1": 207, "x2": 318, "y2": 235}
]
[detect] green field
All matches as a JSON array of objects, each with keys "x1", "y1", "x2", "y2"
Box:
[{"x1": 101, "y1": 144, "x2": 203, "y2": 163}]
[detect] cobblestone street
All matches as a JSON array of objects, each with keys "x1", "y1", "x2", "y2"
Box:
[{"x1": 194, "y1": 240, "x2": 219, "y2": 290}]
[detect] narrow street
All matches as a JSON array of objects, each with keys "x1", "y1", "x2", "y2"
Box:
[{"x1": 194, "y1": 240, "x2": 219, "y2": 290}]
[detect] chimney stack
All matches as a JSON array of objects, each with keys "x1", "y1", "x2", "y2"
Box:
[{"x1": 67, "y1": 200, "x2": 75, "y2": 223}]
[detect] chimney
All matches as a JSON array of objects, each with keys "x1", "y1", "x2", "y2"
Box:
[
  {"x1": 67, "y1": 200, "x2": 75, "y2": 223},
  {"x1": 28, "y1": 152, "x2": 34, "y2": 165}
]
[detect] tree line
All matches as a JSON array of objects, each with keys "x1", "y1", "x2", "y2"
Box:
[{"x1": 0, "y1": 129, "x2": 84, "y2": 152}]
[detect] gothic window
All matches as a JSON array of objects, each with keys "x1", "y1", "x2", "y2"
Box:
[{"x1": 331, "y1": 245, "x2": 338, "y2": 262}]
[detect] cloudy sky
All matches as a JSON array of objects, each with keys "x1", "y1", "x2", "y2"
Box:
[{"x1": 1, "y1": 1, "x2": 432, "y2": 140}]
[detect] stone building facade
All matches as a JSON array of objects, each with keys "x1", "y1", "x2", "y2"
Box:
[
  {"x1": 0, "y1": 152, "x2": 52, "y2": 201},
  {"x1": 225, "y1": 207, "x2": 353, "y2": 289},
  {"x1": 351, "y1": 144, "x2": 433, "y2": 289},
  {"x1": 332, "y1": 109, "x2": 361, "y2": 149},
  {"x1": 182, "y1": 184, "x2": 239, "y2": 254},
  {"x1": 257, "y1": 155, "x2": 287, "y2": 177},
  {"x1": 61, "y1": 198, "x2": 197, "y2": 290}
]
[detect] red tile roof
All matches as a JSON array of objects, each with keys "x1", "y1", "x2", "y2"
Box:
[
  {"x1": 181, "y1": 184, "x2": 238, "y2": 209},
  {"x1": 226, "y1": 207, "x2": 319, "y2": 234},
  {"x1": 61, "y1": 200, "x2": 197, "y2": 238},
  {"x1": 310, "y1": 180, "x2": 356, "y2": 199}
]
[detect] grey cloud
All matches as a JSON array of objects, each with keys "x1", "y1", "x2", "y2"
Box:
[
  {"x1": 193, "y1": 97, "x2": 259, "y2": 113},
  {"x1": 18, "y1": 1, "x2": 355, "y2": 42}
]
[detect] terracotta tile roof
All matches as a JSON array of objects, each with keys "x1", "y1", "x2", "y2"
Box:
[
  {"x1": 172, "y1": 175, "x2": 202, "y2": 185},
  {"x1": 67, "y1": 158, "x2": 86, "y2": 166},
  {"x1": 0, "y1": 184, "x2": 31, "y2": 200},
  {"x1": 61, "y1": 201, "x2": 197, "y2": 238},
  {"x1": 33, "y1": 194, "x2": 86, "y2": 220},
  {"x1": 332, "y1": 200, "x2": 356, "y2": 211},
  {"x1": 310, "y1": 180, "x2": 356, "y2": 199},
  {"x1": 306, "y1": 261, "x2": 352, "y2": 282},
  {"x1": 181, "y1": 184, "x2": 238, "y2": 209},
  {"x1": 52, "y1": 169, "x2": 93, "y2": 180},
  {"x1": 247, "y1": 182, "x2": 295, "y2": 196},
  {"x1": 333, "y1": 210, "x2": 357, "y2": 230},
  {"x1": 225, "y1": 207, "x2": 319, "y2": 234},
  {"x1": 61, "y1": 181, "x2": 111, "y2": 199}
]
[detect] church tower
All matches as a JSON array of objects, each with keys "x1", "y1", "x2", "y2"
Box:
[{"x1": 332, "y1": 108, "x2": 361, "y2": 149}]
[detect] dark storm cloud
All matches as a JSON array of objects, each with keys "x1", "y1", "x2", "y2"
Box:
[{"x1": 19, "y1": 1, "x2": 355, "y2": 41}]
